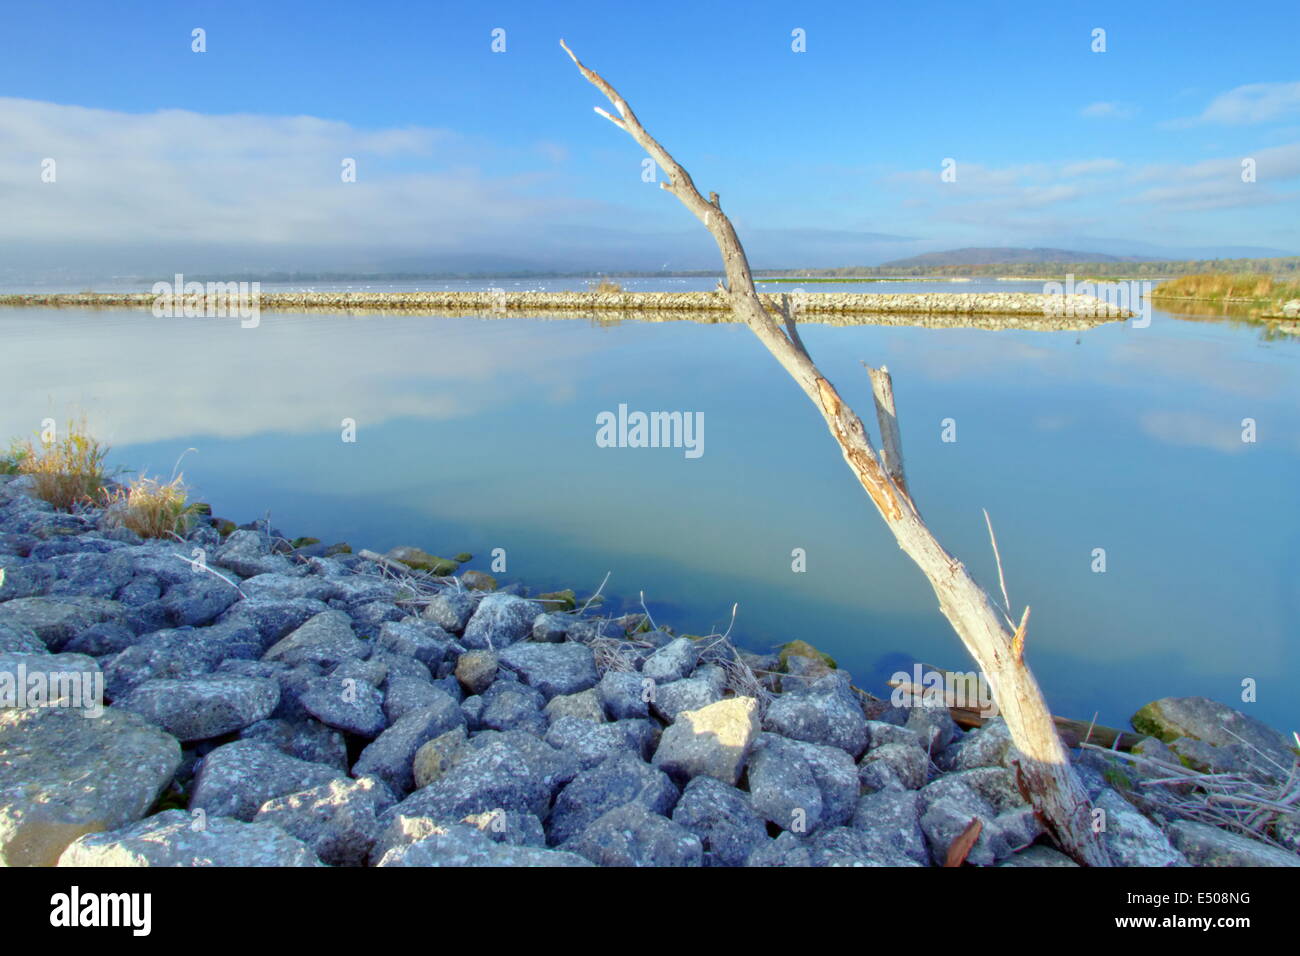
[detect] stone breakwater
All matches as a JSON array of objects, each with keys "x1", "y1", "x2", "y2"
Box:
[
  {"x1": 0, "y1": 290, "x2": 1132, "y2": 319},
  {"x1": 2, "y1": 474, "x2": 1296, "y2": 868}
]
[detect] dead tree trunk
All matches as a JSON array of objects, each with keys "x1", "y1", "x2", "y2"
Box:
[{"x1": 561, "y1": 40, "x2": 1111, "y2": 866}]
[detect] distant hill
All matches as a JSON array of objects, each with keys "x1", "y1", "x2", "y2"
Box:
[{"x1": 881, "y1": 247, "x2": 1155, "y2": 267}]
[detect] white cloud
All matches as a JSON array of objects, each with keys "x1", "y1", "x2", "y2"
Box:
[
  {"x1": 1194, "y1": 81, "x2": 1300, "y2": 125},
  {"x1": 0, "y1": 97, "x2": 596, "y2": 253},
  {"x1": 1080, "y1": 102, "x2": 1136, "y2": 120}
]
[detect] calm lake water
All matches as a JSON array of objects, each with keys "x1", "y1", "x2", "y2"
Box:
[{"x1": 2, "y1": 278, "x2": 1297, "y2": 734}]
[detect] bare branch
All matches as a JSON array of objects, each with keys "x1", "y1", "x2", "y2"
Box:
[
  {"x1": 867, "y1": 365, "x2": 909, "y2": 499},
  {"x1": 562, "y1": 41, "x2": 1109, "y2": 866}
]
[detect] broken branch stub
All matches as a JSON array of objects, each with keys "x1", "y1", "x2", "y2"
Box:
[{"x1": 561, "y1": 39, "x2": 1110, "y2": 866}]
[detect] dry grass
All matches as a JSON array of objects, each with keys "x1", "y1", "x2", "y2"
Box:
[
  {"x1": 17, "y1": 420, "x2": 109, "y2": 510},
  {"x1": 586, "y1": 278, "x2": 623, "y2": 294},
  {"x1": 1082, "y1": 729, "x2": 1300, "y2": 851},
  {"x1": 102, "y1": 475, "x2": 198, "y2": 539},
  {"x1": 1152, "y1": 273, "x2": 1300, "y2": 304}
]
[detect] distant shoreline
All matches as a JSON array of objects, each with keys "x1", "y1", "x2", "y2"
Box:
[{"x1": 0, "y1": 290, "x2": 1132, "y2": 320}]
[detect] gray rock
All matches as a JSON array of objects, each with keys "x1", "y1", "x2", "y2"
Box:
[
  {"x1": 543, "y1": 687, "x2": 606, "y2": 725},
  {"x1": 903, "y1": 701, "x2": 959, "y2": 754},
  {"x1": 217, "y1": 598, "x2": 330, "y2": 645},
  {"x1": 597, "y1": 670, "x2": 650, "y2": 719},
  {"x1": 998, "y1": 845, "x2": 1079, "y2": 867},
  {"x1": 1094, "y1": 789, "x2": 1186, "y2": 867},
  {"x1": 420, "y1": 591, "x2": 479, "y2": 634},
  {"x1": 461, "y1": 593, "x2": 542, "y2": 650},
  {"x1": 0, "y1": 705, "x2": 181, "y2": 866},
  {"x1": 159, "y1": 574, "x2": 242, "y2": 626},
  {"x1": 62, "y1": 621, "x2": 137, "y2": 656},
  {"x1": 383, "y1": 674, "x2": 446, "y2": 724},
  {"x1": 0, "y1": 651, "x2": 101, "y2": 710},
  {"x1": 239, "y1": 718, "x2": 349, "y2": 771},
  {"x1": 263, "y1": 611, "x2": 368, "y2": 669},
  {"x1": 544, "y1": 716, "x2": 653, "y2": 771},
  {"x1": 389, "y1": 729, "x2": 578, "y2": 822},
  {"x1": 376, "y1": 619, "x2": 457, "y2": 669},
  {"x1": 1168, "y1": 820, "x2": 1300, "y2": 867},
  {"x1": 103, "y1": 622, "x2": 261, "y2": 699},
  {"x1": 806, "y1": 826, "x2": 928, "y2": 867},
  {"x1": 352, "y1": 695, "x2": 465, "y2": 796},
  {"x1": 917, "y1": 767, "x2": 1034, "y2": 866},
  {"x1": 859, "y1": 742, "x2": 930, "y2": 791},
  {"x1": 349, "y1": 601, "x2": 405, "y2": 632},
  {"x1": 240, "y1": 572, "x2": 341, "y2": 604},
  {"x1": 671, "y1": 775, "x2": 768, "y2": 866},
  {"x1": 563, "y1": 802, "x2": 702, "y2": 867},
  {"x1": 651, "y1": 675, "x2": 722, "y2": 722},
  {"x1": 849, "y1": 788, "x2": 930, "y2": 865},
  {"x1": 299, "y1": 673, "x2": 387, "y2": 737},
  {"x1": 748, "y1": 732, "x2": 857, "y2": 834},
  {"x1": 212, "y1": 530, "x2": 293, "y2": 578},
  {"x1": 640, "y1": 637, "x2": 699, "y2": 683},
  {"x1": 191, "y1": 740, "x2": 345, "y2": 821},
  {"x1": 0, "y1": 621, "x2": 46, "y2": 655},
  {"x1": 498, "y1": 641, "x2": 598, "y2": 699},
  {"x1": 939, "y1": 716, "x2": 1019, "y2": 771},
  {"x1": 478, "y1": 679, "x2": 547, "y2": 735},
  {"x1": 0, "y1": 561, "x2": 55, "y2": 600},
  {"x1": 118, "y1": 675, "x2": 279, "y2": 741},
  {"x1": 376, "y1": 822, "x2": 590, "y2": 866},
  {"x1": 58, "y1": 809, "x2": 322, "y2": 866},
  {"x1": 254, "y1": 776, "x2": 395, "y2": 866},
  {"x1": 547, "y1": 751, "x2": 680, "y2": 845},
  {"x1": 1132, "y1": 697, "x2": 1295, "y2": 780},
  {"x1": 763, "y1": 673, "x2": 869, "y2": 758},
  {"x1": 746, "y1": 830, "x2": 812, "y2": 867},
  {"x1": 0, "y1": 595, "x2": 125, "y2": 650},
  {"x1": 653, "y1": 696, "x2": 761, "y2": 786}
]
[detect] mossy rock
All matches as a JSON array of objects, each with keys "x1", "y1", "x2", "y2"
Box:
[
  {"x1": 536, "y1": 589, "x2": 577, "y2": 612},
  {"x1": 385, "y1": 546, "x2": 459, "y2": 576},
  {"x1": 461, "y1": 570, "x2": 498, "y2": 592},
  {"x1": 214, "y1": 518, "x2": 238, "y2": 537},
  {"x1": 777, "y1": 639, "x2": 838, "y2": 671},
  {"x1": 454, "y1": 552, "x2": 473, "y2": 564},
  {"x1": 291, "y1": 536, "x2": 320, "y2": 549}
]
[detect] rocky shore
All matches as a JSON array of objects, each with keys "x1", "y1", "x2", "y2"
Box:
[
  {"x1": 0, "y1": 289, "x2": 1132, "y2": 319},
  {"x1": 1, "y1": 474, "x2": 1295, "y2": 868}
]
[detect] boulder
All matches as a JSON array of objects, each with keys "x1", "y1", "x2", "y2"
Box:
[
  {"x1": 117, "y1": 675, "x2": 279, "y2": 741},
  {"x1": 254, "y1": 776, "x2": 395, "y2": 866},
  {"x1": 671, "y1": 775, "x2": 768, "y2": 867},
  {"x1": 262, "y1": 611, "x2": 368, "y2": 669},
  {"x1": 0, "y1": 705, "x2": 181, "y2": 866},
  {"x1": 351, "y1": 695, "x2": 465, "y2": 797},
  {"x1": 547, "y1": 751, "x2": 679, "y2": 845},
  {"x1": 461, "y1": 593, "x2": 541, "y2": 649},
  {"x1": 58, "y1": 809, "x2": 322, "y2": 866},
  {"x1": 1168, "y1": 820, "x2": 1300, "y2": 867},
  {"x1": 563, "y1": 802, "x2": 702, "y2": 867},
  {"x1": 189, "y1": 740, "x2": 345, "y2": 821},
  {"x1": 652, "y1": 696, "x2": 761, "y2": 786},
  {"x1": 762, "y1": 673, "x2": 869, "y2": 758},
  {"x1": 498, "y1": 641, "x2": 598, "y2": 699}
]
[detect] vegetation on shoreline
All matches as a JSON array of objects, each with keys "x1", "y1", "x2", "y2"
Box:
[
  {"x1": 1149, "y1": 273, "x2": 1300, "y2": 309},
  {"x1": 757, "y1": 256, "x2": 1300, "y2": 280},
  {"x1": 4, "y1": 422, "x2": 200, "y2": 538}
]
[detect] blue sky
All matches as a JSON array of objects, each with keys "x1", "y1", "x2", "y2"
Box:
[{"x1": 1, "y1": 0, "x2": 1298, "y2": 274}]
